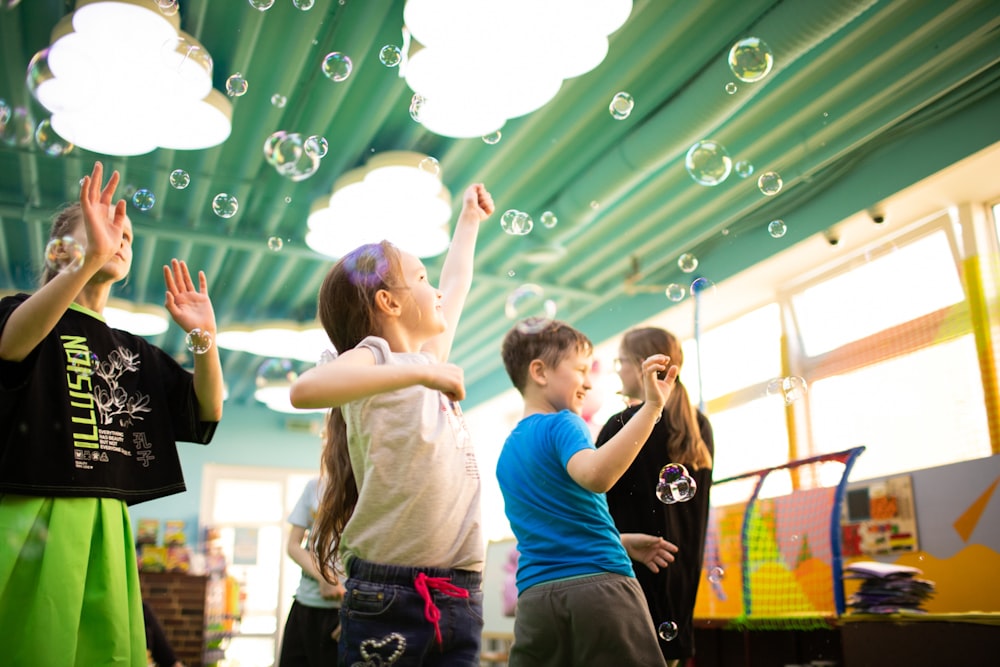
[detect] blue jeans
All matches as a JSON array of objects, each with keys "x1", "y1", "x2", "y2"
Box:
[{"x1": 339, "y1": 557, "x2": 484, "y2": 667}]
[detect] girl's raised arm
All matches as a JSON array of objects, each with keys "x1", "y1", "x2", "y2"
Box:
[{"x1": 422, "y1": 183, "x2": 494, "y2": 362}]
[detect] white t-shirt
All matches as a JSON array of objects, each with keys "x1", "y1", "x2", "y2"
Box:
[
  {"x1": 340, "y1": 336, "x2": 484, "y2": 572},
  {"x1": 287, "y1": 477, "x2": 339, "y2": 608}
]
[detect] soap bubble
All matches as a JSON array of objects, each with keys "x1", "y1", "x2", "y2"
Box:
[
  {"x1": 500, "y1": 210, "x2": 533, "y2": 236},
  {"x1": 609, "y1": 91, "x2": 634, "y2": 120},
  {"x1": 708, "y1": 567, "x2": 725, "y2": 583},
  {"x1": 185, "y1": 328, "x2": 213, "y2": 354},
  {"x1": 767, "y1": 219, "x2": 787, "y2": 238},
  {"x1": 304, "y1": 135, "x2": 328, "y2": 159},
  {"x1": 725, "y1": 82, "x2": 738, "y2": 95},
  {"x1": 766, "y1": 376, "x2": 808, "y2": 404},
  {"x1": 379, "y1": 45, "x2": 401, "y2": 67},
  {"x1": 418, "y1": 156, "x2": 440, "y2": 176},
  {"x1": 34, "y1": 119, "x2": 74, "y2": 156},
  {"x1": 248, "y1": 0, "x2": 274, "y2": 10},
  {"x1": 656, "y1": 463, "x2": 697, "y2": 504},
  {"x1": 685, "y1": 140, "x2": 732, "y2": 186},
  {"x1": 482, "y1": 130, "x2": 502, "y2": 145},
  {"x1": 540, "y1": 211, "x2": 558, "y2": 229},
  {"x1": 0, "y1": 106, "x2": 35, "y2": 147},
  {"x1": 734, "y1": 160, "x2": 754, "y2": 178},
  {"x1": 267, "y1": 236, "x2": 283, "y2": 251},
  {"x1": 265, "y1": 132, "x2": 321, "y2": 181},
  {"x1": 690, "y1": 277, "x2": 716, "y2": 297},
  {"x1": 271, "y1": 93, "x2": 287, "y2": 108},
  {"x1": 658, "y1": 621, "x2": 679, "y2": 641},
  {"x1": 226, "y1": 72, "x2": 248, "y2": 97},
  {"x1": 256, "y1": 358, "x2": 297, "y2": 387},
  {"x1": 409, "y1": 94, "x2": 425, "y2": 122},
  {"x1": 292, "y1": 0, "x2": 314, "y2": 9},
  {"x1": 169, "y1": 169, "x2": 190, "y2": 189},
  {"x1": 212, "y1": 193, "x2": 239, "y2": 218},
  {"x1": 677, "y1": 253, "x2": 698, "y2": 273},
  {"x1": 156, "y1": 0, "x2": 178, "y2": 15},
  {"x1": 757, "y1": 170, "x2": 783, "y2": 196},
  {"x1": 45, "y1": 236, "x2": 85, "y2": 274},
  {"x1": 506, "y1": 284, "x2": 557, "y2": 334},
  {"x1": 69, "y1": 351, "x2": 99, "y2": 376},
  {"x1": 322, "y1": 52, "x2": 352, "y2": 82},
  {"x1": 729, "y1": 37, "x2": 774, "y2": 83},
  {"x1": 132, "y1": 189, "x2": 155, "y2": 212},
  {"x1": 665, "y1": 284, "x2": 685, "y2": 302}
]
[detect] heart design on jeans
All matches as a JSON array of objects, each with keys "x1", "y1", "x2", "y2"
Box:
[{"x1": 354, "y1": 632, "x2": 406, "y2": 666}]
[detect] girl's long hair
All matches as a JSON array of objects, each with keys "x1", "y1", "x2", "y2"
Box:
[
  {"x1": 312, "y1": 241, "x2": 403, "y2": 582},
  {"x1": 621, "y1": 327, "x2": 713, "y2": 471}
]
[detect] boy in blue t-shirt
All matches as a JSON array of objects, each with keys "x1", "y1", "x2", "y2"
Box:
[{"x1": 496, "y1": 320, "x2": 680, "y2": 667}]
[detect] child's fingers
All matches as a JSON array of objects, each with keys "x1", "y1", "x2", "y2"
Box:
[
  {"x1": 163, "y1": 264, "x2": 178, "y2": 293},
  {"x1": 198, "y1": 270, "x2": 208, "y2": 295},
  {"x1": 100, "y1": 169, "x2": 120, "y2": 204}
]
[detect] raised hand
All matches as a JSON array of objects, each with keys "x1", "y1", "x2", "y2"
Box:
[
  {"x1": 421, "y1": 362, "x2": 466, "y2": 401},
  {"x1": 79, "y1": 161, "x2": 127, "y2": 269},
  {"x1": 163, "y1": 258, "x2": 216, "y2": 334},
  {"x1": 641, "y1": 354, "x2": 679, "y2": 410},
  {"x1": 460, "y1": 183, "x2": 495, "y2": 222}
]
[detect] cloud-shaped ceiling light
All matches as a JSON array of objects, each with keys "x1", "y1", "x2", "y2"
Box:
[
  {"x1": 27, "y1": 0, "x2": 232, "y2": 156},
  {"x1": 401, "y1": 0, "x2": 633, "y2": 138},
  {"x1": 306, "y1": 151, "x2": 452, "y2": 259}
]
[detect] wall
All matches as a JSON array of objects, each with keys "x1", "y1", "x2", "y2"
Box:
[
  {"x1": 129, "y1": 404, "x2": 324, "y2": 547},
  {"x1": 841, "y1": 454, "x2": 1000, "y2": 613}
]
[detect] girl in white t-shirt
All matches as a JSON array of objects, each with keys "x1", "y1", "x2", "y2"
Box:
[{"x1": 290, "y1": 184, "x2": 494, "y2": 666}]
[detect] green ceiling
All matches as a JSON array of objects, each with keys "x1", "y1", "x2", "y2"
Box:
[{"x1": 2, "y1": 0, "x2": 999, "y2": 412}]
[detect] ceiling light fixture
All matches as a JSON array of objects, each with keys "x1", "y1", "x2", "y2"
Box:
[
  {"x1": 401, "y1": 0, "x2": 633, "y2": 138},
  {"x1": 216, "y1": 322, "x2": 333, "y2": 364},
  {"x1": 27, "y1": 0, "x2": 232, "y2": 156},
  {"x1": 306, "y1": 150, "x2": 452, "y2": 259},
  {"x1": 103, "y1": 298, "x2": 169, "y2": 336}
]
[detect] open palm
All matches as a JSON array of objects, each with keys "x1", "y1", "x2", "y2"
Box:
[{"x1": 163, "y1": 258, "x2": 216, "y2": 333}]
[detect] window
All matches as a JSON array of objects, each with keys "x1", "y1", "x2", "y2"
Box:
[
  {"x1": 791, "y1": 230, "x2": 964, "y2": 356},
  {"x1": 807, "y1": 336, "x2": 991, "y2": 480},
  {"x1": 690, "y1": 304, "x2": 783, "y2": 402}
]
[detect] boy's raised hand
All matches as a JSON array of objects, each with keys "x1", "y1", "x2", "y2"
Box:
[
  {"x1": 79, "y1": 161, "x2": 127, "y2": 268},
  {"x1": 641, "y1": 354, "x2": 679, "y2": 410},
  {"x1": 460, "y1": 183, "x2": 495, "y2": 222}
]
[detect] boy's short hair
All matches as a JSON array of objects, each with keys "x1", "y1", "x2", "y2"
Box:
[{"x1": 501, "y1": 319, "x2": 594, "y2": 393}]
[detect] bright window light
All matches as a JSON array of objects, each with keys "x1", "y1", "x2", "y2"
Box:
[
  {"x1": 792, "y1": 231, "x2": 964, "y2": 357},
  {"x1": 692, "y1": 304, "x2": 782, "y2": 402},
  {"x1": 708, "y1": 395, "x2": 789, "y2": 483},
  {"x1": 808, "y1": 335, "x2": 990, "y2": 481}
]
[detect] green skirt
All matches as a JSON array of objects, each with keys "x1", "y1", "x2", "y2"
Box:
[{"x1": 0, "y1": 494, "x2": 146, "y2": 667}]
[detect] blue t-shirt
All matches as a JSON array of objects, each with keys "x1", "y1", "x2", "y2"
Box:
[{"x1": 496, "y1": 410, "x2": 633, "y2": 594}]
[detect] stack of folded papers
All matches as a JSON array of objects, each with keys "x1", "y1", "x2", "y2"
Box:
[{"x1": 844, "y1": 561, "x2": 935, "y2": 614}]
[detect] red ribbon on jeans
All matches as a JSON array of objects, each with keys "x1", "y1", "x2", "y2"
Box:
[{"x1": 414, "y1": 572, "x2": 470, "y2": 645}]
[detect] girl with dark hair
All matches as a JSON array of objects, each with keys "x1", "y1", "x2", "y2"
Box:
[
  {"x1": 596, "y1": 327, "x2": 714, "y2": 667},
  {"x1": 0, "y1": 161, "x2": 224, "y2": 666},
  {"x1": 290, "y1": 184, "x2": 494, "y2": 666}
]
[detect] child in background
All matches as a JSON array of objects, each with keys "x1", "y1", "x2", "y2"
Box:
[
  {"x1": 278, "y1": 476, "x2": 346, "y2": 667},
  {"x1": 496, "y1": 320, "x2": 678, "y2": 667},
  {"x1": 597, "y1": 327, "x2": 715, "y2": 667},
  {"x1": 0, "y1": 161, "x2": 224, "y2": 666},
  {"x1": 290, "y1": 184, "x2": 494, "y2": 665}
]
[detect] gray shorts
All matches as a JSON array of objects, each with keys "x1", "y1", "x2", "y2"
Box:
[{"x1": 509, "y1": 573, "x2": 667, "y2": 667}]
